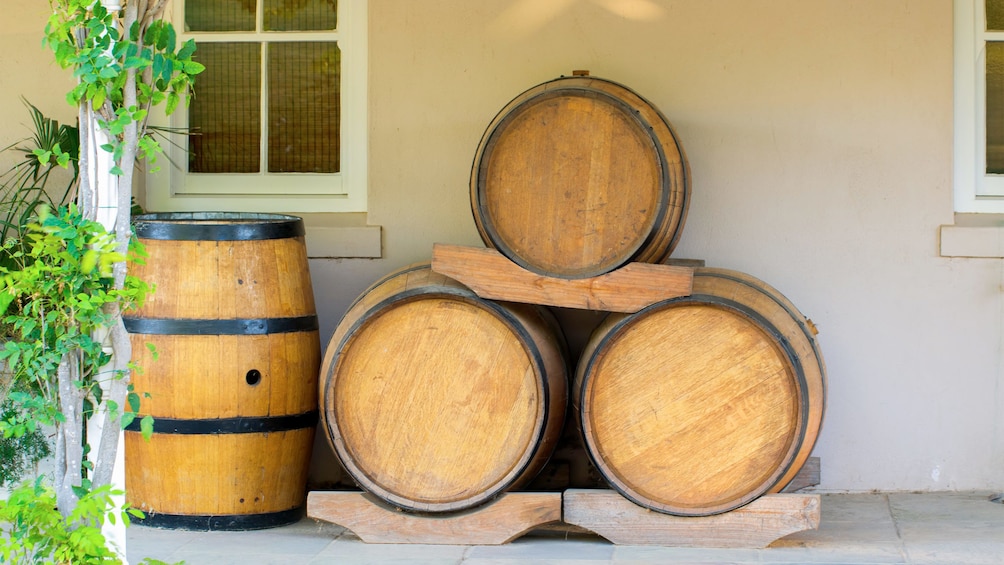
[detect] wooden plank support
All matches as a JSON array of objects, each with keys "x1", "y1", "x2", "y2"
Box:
[
  {"x1": 306, "y1": 491, "x2": 562, "y2": 545},
  {"x1": 562, "y1": 490, "x2": 820, "y2": 548},
  {"x1": 431, "y1": 243, "x2": 694, "y2": 312},
  {"x1": 782, "y1": 456, "x2": 821, "y2": 492}
]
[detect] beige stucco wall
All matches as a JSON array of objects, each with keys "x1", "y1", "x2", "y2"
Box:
[
  {"x1": 360, "y1": 0, "x2": 1001, "y2": 492},
  {"x1": 3, "y1": 0, "x2": 1001, "y2": 493},
  {"x1": 0, "y1": 3, "x2": 76, "y2": 182}
]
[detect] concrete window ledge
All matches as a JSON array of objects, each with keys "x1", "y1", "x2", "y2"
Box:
[
  {"x1": 940, "y1": 214, "x2": 1004, "y2": 258},
  {"x1": 299, "y1": 213, "x2": 382, "y2": 259}
]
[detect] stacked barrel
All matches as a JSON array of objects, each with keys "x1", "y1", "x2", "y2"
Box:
[{"x1": 319, "y1": 73, "x2": 826, "y2": 518}]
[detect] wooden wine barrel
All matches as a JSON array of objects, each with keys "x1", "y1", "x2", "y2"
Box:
[
  {"x1": 320, "y1": 265, "x2": 568, "y2": 513},
  {"x1": 574, "y1": 267, "x2": 826, "y2": 516},
  {"x1": 470, "y1": 73, "x2": 690, "y2": 279},
  {"x1": 123, "y1": 212, "x2": 320, "y2": 530}
]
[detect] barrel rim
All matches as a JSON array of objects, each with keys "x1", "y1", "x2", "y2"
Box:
[
  {"x1": 694, "y1": 268, "x2": 829, "y2": 434},
  {"x1": 578, "y1": 294, "x2": 809, "y2": 516},
  {"x1": 133, "y1": 212, "x2": 305, "y2": 241},
  {"x1": 322, "y1": 287, "x2": 554, "y2": 514},
  {"x1": 470, "y1": 76, "x2": 674, "y2": 279}
]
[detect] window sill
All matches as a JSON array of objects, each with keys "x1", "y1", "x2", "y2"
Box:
[
  {"x1": 939, "y1": 213, "x2": 1004, "y2": 258},
  {"x1": 299, "y1": 213, "x2": 382, "y2": 259}
]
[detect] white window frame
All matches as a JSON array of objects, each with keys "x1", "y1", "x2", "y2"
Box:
[
  {"x1": 145, "y1": 0, "x2": 367, "y2": 214},
  {"x1": 954, "y1": 0, "x2": 1004, "y2": 212}
]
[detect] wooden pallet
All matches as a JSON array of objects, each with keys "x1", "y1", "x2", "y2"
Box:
[{"x1": 306, "y1": 491, "x2": 561, "y2": 545}]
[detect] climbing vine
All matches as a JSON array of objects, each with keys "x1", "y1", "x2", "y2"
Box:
[{"x1": 44, "y1": 0, "x2": 203, "y2": 176}]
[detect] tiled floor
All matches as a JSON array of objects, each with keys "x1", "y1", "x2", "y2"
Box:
[{"x1": 127, "y1": 491, "x2": 1004, "y2": 565}]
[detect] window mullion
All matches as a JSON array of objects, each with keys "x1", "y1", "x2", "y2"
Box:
[{"x1": 261, "y1": 41, "x2": 269, "y2": 175}]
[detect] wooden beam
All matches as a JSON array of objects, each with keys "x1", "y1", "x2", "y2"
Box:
[
  {"x1": 431, "y1": 244, "x2": 693, "y2": 312},
  {"x1": 307, "y1": 491, "x2": 561, "y2": 545},
  {"x1": 562, "y1": 490, "x2": 820, "y2": 548}
]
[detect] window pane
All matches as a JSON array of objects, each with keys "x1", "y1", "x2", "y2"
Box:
[
  {"x1": 267, "y1": 42, "x2": 340, "y2": 173},
  {"x1": 186, "y1": 0, "x2": 256, "y2": 32},
  {"x1": 264, "y1": 0, "x2": 337, "y2": 31},
  {"x1": 989, "y1": 0, "x2": 1004, "y2": 31},
  {"x1": 189, "y1": 43, "x2": 262, "y2": 173},
  {"x1": 988, "y1": 42, "x2": 1004, "y2": 173}
]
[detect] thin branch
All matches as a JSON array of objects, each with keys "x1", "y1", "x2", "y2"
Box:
[
  {"x1": 90, "y1": 313, "x2": 130, "y2": 489},
  {"x1": 55, "y1": 354, "x2": 84, "y2": 519},
  {"x1": 142, "y1": 0, "x2": 170, "y2": 29},
  {"x1": 77, "y1": 104, "x2": 94, "y2": 219}
]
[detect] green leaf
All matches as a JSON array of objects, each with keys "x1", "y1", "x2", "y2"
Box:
[
  {"x1": 127, "y1": 391, "x2": 141, "y2": 413},
  {"x1": 165, "y1": 25, "x2": 177, "y2": 53},
  {"x1": 165, "y1": 91, "x2": 179, "y2": 116},
  {"x1": 32, "y1": 149, "x2": 53, "y2": 165},
  {"x1": 92, "y1": 86, "x2": 107, "y2": 109},
  {"x1": 124, "y1": 56, "x2": 148, "y2": 69},
  {"x1": 160, "y1": 57, "x2": 174, "y2": 85},
  {"x1": 0, "y1": 289, "x2": 14, "y2": 315},
  {"x1": 150, "y1": 54, "x2": 164, "y2": 87},
  {"x1": 143, "y1": 22, "x2": 160, "y2": 48},
  {"x1": 120, "y1": 412, "x2": 135, "y2": 429},
  {"x1": 183, "y1": 60, "x2": 206, "y2": 75},
  {"x1": 178, "y1": 39, "x2": 197, "y2": 60},
  {"x1": 140, "y1": 415, "x2": 154, "y2": 440}
]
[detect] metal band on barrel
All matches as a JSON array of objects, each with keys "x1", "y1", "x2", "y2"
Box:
[
  {"x1": 123, "y1": 315, "x2": 318, "y2": 335},
  {"x1": 123, "y1": 411, "x2": 319, "y2": 435}
]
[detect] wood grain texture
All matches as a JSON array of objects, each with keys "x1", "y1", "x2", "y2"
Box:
[
  {"x1": 307, "y1": 491, "x2": 561, "y2": 545},
  {"x1": 126, "y1": 429, "x2": 314, "y2": 516},
  {"x1": 320, "y1": 265, "x2": 568, "y2": 513},
  {"x1": 127, "y1": 237, "x2": 316, "y2": 320},
  {"x1": 563, "y1": 490, "x2": 820, "y2": 547},
  {"x1": 124, "y1": 216, "x2": 319, "y2": 522},
  {"x1": 573, "y1": 267, "x2": 826, "y2": 516},
  {"x1": 692, "y1": 269, "x2": 827, "y2": 495},
  {"x1": 431, "y1": 244, "x2": 693, "y2": 312},
  {"x1": 470, "y1": 75, "x2": 690, "y2": 278}
]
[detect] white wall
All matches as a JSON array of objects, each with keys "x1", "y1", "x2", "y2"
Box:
[{"x1": 3, "y1": 0, "x2": 1000, "y2": 493}]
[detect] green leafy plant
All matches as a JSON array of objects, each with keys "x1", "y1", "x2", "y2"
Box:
[
  {"x1": 0, "y1": 477, "x2": 141, "y2": 564},
  {"x1": 3, "y1": 0, "x2": 199, "y2": 523},
  {"x1": 45, "y1": 0, "x2": 203, "y2": 177},
  {"x1": 0, "y1": 100, "x2": 79, "y2": 270},
  {"x1": 0, "y1": 2, "x2": 199, "y2": 562},
  {"x1": 0, "y1": 378, "x2": 51, "y2": 488},
  {"x1": 0, "y1": 204, "x2": 152, "y2": 514}
]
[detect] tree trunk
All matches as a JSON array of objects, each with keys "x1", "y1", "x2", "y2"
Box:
[{"x1": 54, "y1": 354, "x2": 84, "y2": 519}]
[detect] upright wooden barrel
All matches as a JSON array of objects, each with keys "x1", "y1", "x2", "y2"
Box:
[
  {"x1": 574, "y1": 268, "x2": 826, "y2": 516},
  {"x1": 123, "y1": 212, "x2": 320, "y2": 530},
  {"x1": 470, "y1": 74, "x2": 690, "y2": 279},
  {"x1": 320, "y1": 265, "x2": 568, "y2": 513}
]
